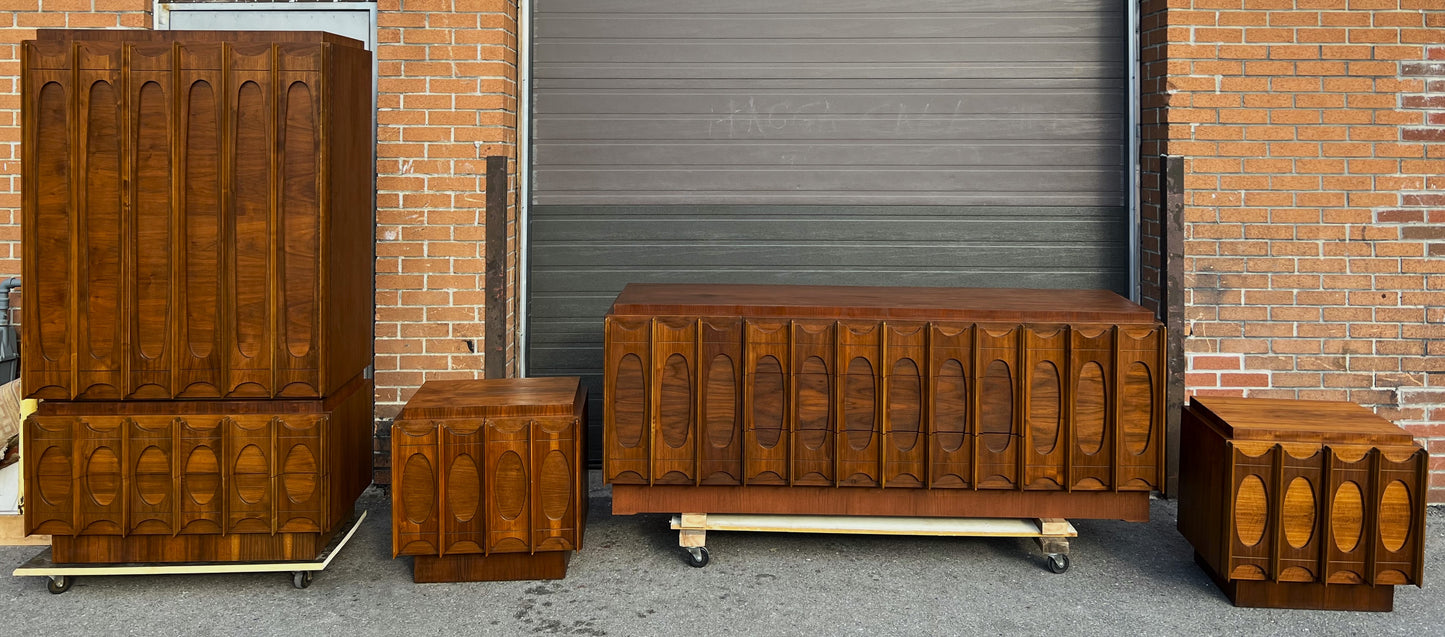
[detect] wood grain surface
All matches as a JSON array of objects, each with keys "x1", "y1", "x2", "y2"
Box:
[
  {"x1": 392, "y1": 379, "x2": 588, "y2": 581},
  {"x1": 1178, "y1": 397, "x2": 1426, "y2": 610},
  {"x1": 20, "y1": 30, "x2": 372, "y2": 401}
]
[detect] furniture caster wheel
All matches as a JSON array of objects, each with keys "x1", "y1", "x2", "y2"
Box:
[
  {"x1": 684, "y1": 546, "x2": 710, "y2": 568},
  {"x1": 1046, "y1": 554, "x2": 1070, "y2": 574},
  {"x1": 292, "y1": 571, "x2": 314, "y2": 589},
  {"x1": 47, "y1": 575, "x2": 73, "y2": 595}
]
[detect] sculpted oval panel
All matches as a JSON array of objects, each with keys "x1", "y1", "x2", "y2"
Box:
[
  {"x1": 1332, "y1": 481, "x2": 1364, "y2": 553},
  {"x1": 36, "y1": 447, "x2": 72, "y2": 505},
  {"x1": 889, "y1": 359, "x2": 922, "y2": 452},
  {"x1": 494, "y1": 451, "x2": 527, "y2": 521},
  {"x1": 235, "y1": 445, "x2": 268, "y2": 504},
  {"x1": 1122, "y1": 362, "x2": 1154, "y2": 456},
  {"x1": 659, "y1": 353, "x2": 692, "y2": 449},
  {"x1": 401, "y1": 454, "x2": 435, "y2": 524},
  {"x1": 980, "y1": 360, "x2": 1014, "y2": 453},
  {"x1": 86, "y1": 447, "x2": 121, "y2": 507},
  {"x1": 541, "y1": 451, "x2": 572, "y2": 521},
  {"x1": 35, "y1": 81, "x2": 71, "y2": 362},
  {"x1": 934, "y1": 359, "x2": 968, "y2": 453},
  {"x1": 136, "y1": 446, "x2": 170, "y2": 506},
  {"x1": 613, "y1": 353, "x2": 646, "y2": 449},
  {"x1": 134, "y1": 80, "x2": 171, "y2": 361},
  {"x1": 843, "y1": 357, "x2": 875, "y2": 451},
  {"x1": 1029, "y1": 362, "x2": 1061, "y2": 455},
  {"x1": 753, "y1": 356, "x2": 785, "y2": 449},
  {"x1": 232, "y1": 80, "x2": 268, "y2": 360},
  {"x1": 1282, "y1": 477, "x2": 1316, "y2": 549},
  {"x1": 282, "y1": 81, "x2": 319, "y2": 359},
  {"x1": 283, "y1": 445, "x2": 318, "y2": 504},
  {"x1": 85, "y1": 80, "x2": 121, "y2": 359},
  {"x1": 447, "y1": 454, "x2": 481, "y2": 523},
  {"x1": 1075, "y1": 362, "x2": 1107, "y2": 456},
  {"x1": 705, "y1": 355, "x2": 737, "y2": 449},
  {"x1": 1379, "y1": 480, "x2": 1412, "y2": 553},
  {"x1": 185, "y1": 80, "x2": 219, "y2": 360},
  {"x1": 1235, "y1": 475, "x2": 1268, "y2": 548},
  {"x1": 184, "y1": 446, "x2": 220, "y2": 506},
  {"x1": 798, "y1": 357, "x2": 830, "y2": 451}
]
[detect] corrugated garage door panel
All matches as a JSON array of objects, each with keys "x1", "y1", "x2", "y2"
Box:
[{"x1": 533, "y1": 0, "x2": 1126, "y2": 206}]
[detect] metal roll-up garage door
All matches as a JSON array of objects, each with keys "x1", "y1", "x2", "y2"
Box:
[{"x1": 528, "y1": 0, "x2": 1129, "y2": 452}]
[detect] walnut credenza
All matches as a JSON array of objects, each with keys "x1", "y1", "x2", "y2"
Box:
[
  {"x1": 20, "y1": 30, "x2": 374, "y2": 564},
  {"x1": 603, "y1": 284, "x2": 1166, "y2": 521},
  {"x1": 1179, "y1": 397, "x2": 1426, "y2": 611},
  {"x1": 392, "y1": 378, "x2": 588, "y2": 582}
]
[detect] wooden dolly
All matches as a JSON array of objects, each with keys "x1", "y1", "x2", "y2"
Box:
[
  {"x1": 13, "y1": 511, "x2": 366, "y2": 594},
  {"x1": 671, "y1": 513, "x2": 1076, "y2": 573}
]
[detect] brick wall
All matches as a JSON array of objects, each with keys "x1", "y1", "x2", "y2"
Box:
[
  {"x1": 372, "y1": 0, "x2": 520, "y2": 483},
  {"x1": 1152, "y1": 1, "x2": 1445, "y2": 503}
]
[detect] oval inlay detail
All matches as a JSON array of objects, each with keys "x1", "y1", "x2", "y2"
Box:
[
  {"x1": 935, "y1": 359, "x2": 967, "y2": 453},
  {"x1": 889, "y1": 358, "x2": 922, "y2": 452},
  {"x1": 234, "y1": 445, "x2": 268, "y2": 505},
  {"x1": 184, "y1": 446, "x2": 220, "y2": 506},
  {"x1": 401, "y1": 454, "x2": 435, "y2": 524},
  {"x1": 1122, "y1": 362, "x2": 1154, "y2": 456},
  {"x1": 1029, "y1": 362, "x2": 1061, "y2": 455},
  {"x1": 659, "y1": 353, "x2": 692, "y2": 449},
  {"x1": 494, "y1": 451, "x2": 527, "y2": 521},
  {"x1": 705, "y1": 355, "x2": 737, "y2": 449},
  {"x1": 541, "y1": 451, "x2": 572, "y2": 521},
  {"x1": 283, "y1": 444, "x2": 317, "y2": 504},
  {"x1": 798, "y1": 357, "x2": 830, "y2": 451},
  {"x1": 1379, "y1": 480, "x2": 1411, "y2": 553},
  {"x1": 283, "y1": 81, "x2": 319, "y2": 358},
  {"x1": 1332, "y1": 481, "x2": 1364, "y2": 553},
  {"x1": 1282, "y1": 477, "x2": 1316, "y2": 549},
  {"x1": 1075, "y1": 362, "x2": 1107, "y2": 456},
  {"x1": 447, "y1": 454, "x2": 480, "y2": 523},
  {"x1": 1235, "y1": 475, "x2": 1268, "y2": 548},
  {"x1": 86, "y1": 447, "x2": 120, "y2": 507},
  {"x1": 36, "y1": 447, "x2": 72, "y2": 505},
  {"x1": 613, "y1": 353, "x2": 646, "y2": 449},
  {"x1": 844, "y1": 357, "x2": 875, "y2": 452},
  {"x1": 136, "y1": 446, "x2": 170, "y2": 506},
  {"x1": 981, "y1": 360, "x2": 1014, "y2": 454},
  {"x1": 135, "y1": 81, "x2": 170, "y2": 361},
  {"x1": 753, "y1": 356, "x2": 785, "y2": 449}
]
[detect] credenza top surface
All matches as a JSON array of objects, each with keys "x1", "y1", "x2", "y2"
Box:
[
  {"x1": 397, "y1": 377, "x2": 585, "y2": 421},
  {"x1": 607, "y1": 283, "x2": 1157, "y2": 324},
  {"x1": 1190, "y1": 396, "x2": 1416, "y2": 447}
]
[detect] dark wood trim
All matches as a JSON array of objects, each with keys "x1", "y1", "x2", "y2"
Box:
[
  {"x1": 484, "y1": 155, "x2": 508, "y2": 379},
  {"x1": 1162, "y1": 154, "x2": 1186, "y2": 497}
]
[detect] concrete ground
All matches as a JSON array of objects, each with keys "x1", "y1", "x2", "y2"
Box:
[{"x1": 3, "y1": 476, "x2": 1442, "y2": 637}]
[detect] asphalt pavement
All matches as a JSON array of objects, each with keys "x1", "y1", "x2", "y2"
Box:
[{"x1": 3, "y1": 475, "x2": 1442, "y2": 636}]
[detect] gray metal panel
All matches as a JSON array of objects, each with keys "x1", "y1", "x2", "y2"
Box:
[{"x1": 533, "y1": 0, "x2": 1126, "y2": 206}]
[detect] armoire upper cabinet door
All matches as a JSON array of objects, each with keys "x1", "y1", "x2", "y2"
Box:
[
  {"x1": 74, "y1": 41, "x2": 126, "y2": 400},
  {"x1": 225, "y1": 43, "x2": 276, "y2": 398},
  {"x1": 21, "y1": 40, "x2": 75, "y2": 400},
  {"x1": 274, "y1": 45, "x2": 324, "y2": 398},
  {"x1": 175, "y1": 43, "x2": 226, "y2": 398},
  {"x1": 126, "y1": 42, "x2": 177, "y2": 400}
]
